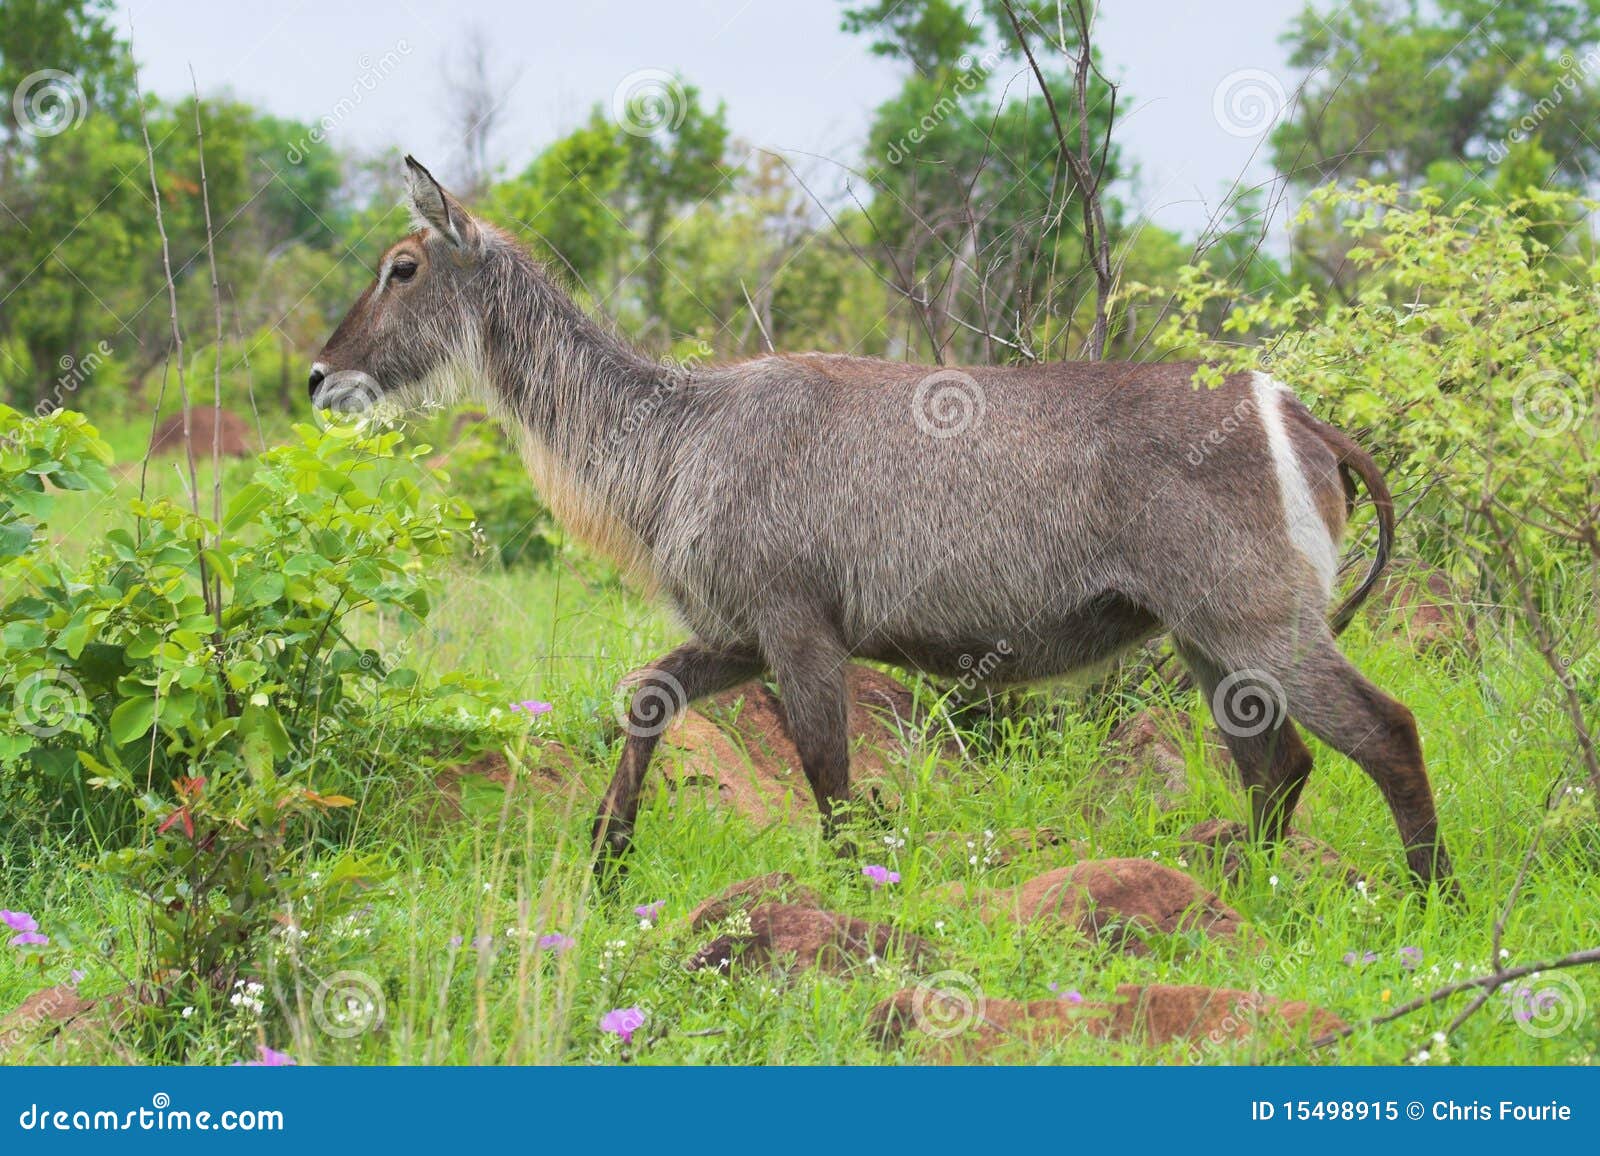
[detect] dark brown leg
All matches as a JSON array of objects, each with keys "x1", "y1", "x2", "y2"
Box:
[
  {"x1": 1181, "y1": 643, "x2": 1315, "y2": 846},
  {"x1": 591, "y1": 641, "x2": 762, "y2": 865},
  {"x1": 1275, "y1": 637, "x2": 1457, "y2": 895},
  {"x1": 760, "y1": 621, "x2": 852, "y2": 838}
]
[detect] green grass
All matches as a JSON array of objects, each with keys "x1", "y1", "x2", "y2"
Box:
[{"x1": 2, "y1": 438, "x2": 1598, "y2": 1067}]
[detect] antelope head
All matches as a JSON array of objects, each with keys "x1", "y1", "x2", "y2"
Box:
[{"x1": 309, "y1": 156, "x2": 489, "y2": 414}]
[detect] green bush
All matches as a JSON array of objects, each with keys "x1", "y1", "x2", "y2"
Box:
[{"x1": 0, "y1": 410, "x2": 505, "y2": 1044}]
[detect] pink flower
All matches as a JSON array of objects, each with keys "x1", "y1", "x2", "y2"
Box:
[
  {"x1": 1048, "y1": 982, "x2": 1085, "y2": 1003},
  {"x1": 1, "y1": 910, "x2": 38, "y2": 933},
  {"x1": 634, "y1": 900, "x2": 665, "y2": 922},
  {"x1": 237, "y1": 1045, "x2": 295, "y2": 1066},
  {"x1": 600, "y1": 1006, "x2": 646, "y2": 1043},
  {"x1": 536, "y1": 933, "x2": 575, "y2": 953},
  {"x1": 70, "y1": 969, "x2": 85, "y2": 985},
  {"x1": 861, "y1": 865, "x2": 900, "y2": 887},
  {"x1": 511, "y1": 700, "x2": 553, "y2": 715},
  {"x1": 9, "y1": 931, "x2": 47, "y2": 947}
]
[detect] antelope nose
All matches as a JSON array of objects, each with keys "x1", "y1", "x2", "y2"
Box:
[{"x1": 308, "y1": 364, "x2": 327, "y2": 401}]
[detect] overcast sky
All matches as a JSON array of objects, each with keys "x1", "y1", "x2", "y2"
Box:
[{"x1": 116, "y1": 0, "x2": 1305, "y2": 239}]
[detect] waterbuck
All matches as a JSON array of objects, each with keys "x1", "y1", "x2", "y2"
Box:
[{"x1": 311, "y1": 158, "x2": 1456, "y2": 895}]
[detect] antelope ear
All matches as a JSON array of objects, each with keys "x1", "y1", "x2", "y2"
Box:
[{"x1": 403, "y1": 155, "x2": 476, "y2": 250}]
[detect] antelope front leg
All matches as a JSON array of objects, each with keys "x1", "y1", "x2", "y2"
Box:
[{"x1": 592, "y1": 642, "x2": 762, "y2": 868}]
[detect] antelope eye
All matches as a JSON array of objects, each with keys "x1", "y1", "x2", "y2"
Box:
[{"x1": 390, "y1": 258, "x2": 418, "y2": 282}]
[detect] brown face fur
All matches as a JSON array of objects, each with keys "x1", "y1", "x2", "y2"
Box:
[{"x1": 309, "y1": 161, "x2": 485, "y2": 409}]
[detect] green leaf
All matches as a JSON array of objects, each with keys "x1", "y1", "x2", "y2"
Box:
[
  {"x1": 223, "y1": 482, "x2": 276, "y2": 533},
  {"x1": 108, "y1": 695, "x2": 158, "y2": 745}
]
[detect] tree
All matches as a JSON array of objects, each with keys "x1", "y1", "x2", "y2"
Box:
[
  {"x1": 842, "y1": 0, "x2": 1123, "y2": 360},
  {"x1": 1273, "y1": 0, "x2": 1600, "y2": 190}
]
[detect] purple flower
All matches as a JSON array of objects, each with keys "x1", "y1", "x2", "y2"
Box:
[
  {"x1": 537, "y1": 933, "x2": 575, "y2": 953},
  {"x1": 1342, "y1": 950, "x2": 1379, "y2": 966},
  {"x1": 471, "y1": 934, "x2": 495, "y2": 952},
  {"x1": 511, "y1": 700, "x2": 553, "y2": 716},
  {"x1": 9, "y1": 931, "x2": 47, "y2": 948},
  {"x1": 1048, "y1": 982, "x2": 1086, "y2": 1003},
  {"x1": 70, "y1": 969, "x2": 85, "y2": 985},
  {"x1": 861, "y1": 865, "x2": 900, "y2": 888},
  {"x1": 634, "y1": 900, "x2": 665, "y2": 922},
  {"x1": 1398, "y1": 946, "x2": 1424, "y2": 971},
  {"x1": 449, "y1": 935, "x2": 464, "y2": 948},
  {"x1": 237, "y1": 1045, "x2": 295, "y2": 1067},
  {"x1": 600, "y1": 1006, "x2": 646, "y2": 1043},
  {"x1": 1, "y1": 910, "x2": 38, "y2": 933}
]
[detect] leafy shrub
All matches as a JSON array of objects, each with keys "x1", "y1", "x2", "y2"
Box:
[
  {"x1": 0, "y1": 409, "x2": 503, "y2": 1040},
  {"x1": 436, "y1": 413, "x2": 557, "y2": 569},
  {"x1": 1141, "y1": 184, "x2": 1599, "y2": 602}
]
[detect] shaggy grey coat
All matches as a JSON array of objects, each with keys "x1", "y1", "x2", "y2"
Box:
[{"x1": 312, "y1": 158, "x2": 1455, "y2": 894}]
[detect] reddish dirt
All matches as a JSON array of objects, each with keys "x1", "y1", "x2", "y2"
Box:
[
  {"x1": 662, "y1": 664, "x2": 956, "y2": 826},
  {"x1": 428, "y1": 741, "x2": 586, "y2": 822},
  {"x1": 687, "y1": 872, "x2": 823, "y2": 928},
  {"x1": 1180, "y1": 818, "x2": 1365, "y2": 887},
  {"x1": 1096, "y1": 706, "x2": 1230, "y2": 814},
  {"x1": 871, "y1": 981, "x2": 1345, "y2": 1062},
  {"x1": 684, "y1": 902, "x2": 936, "y2": 978},
  {"x1": 1366, "y1": 559, "x2": 1477, "y2": 654},
  {"x1": 148, "y1": 408, "x2": 254, "y2": 459},
  {"x1": 0, "y1": 983, "x2": 128, "y2": 1061},
  {"x1": 951, "y1": 857, "x2": 1247, "y2": 953}
]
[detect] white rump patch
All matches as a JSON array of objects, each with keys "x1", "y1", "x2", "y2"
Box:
[{"x1": 1252, "y1": 372, "x2": 1338, "y2": 596}]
